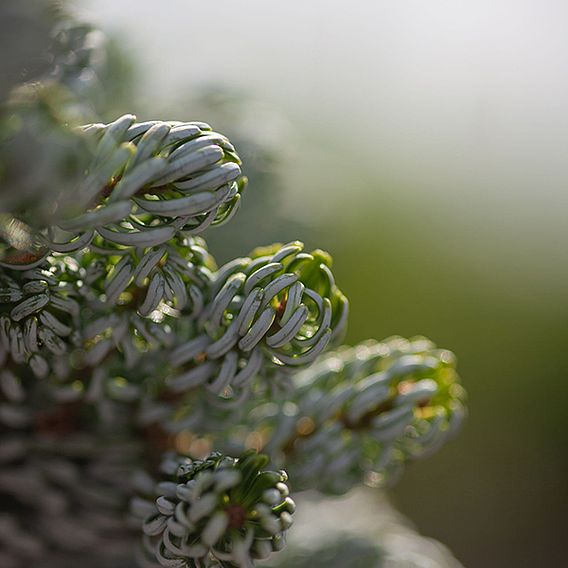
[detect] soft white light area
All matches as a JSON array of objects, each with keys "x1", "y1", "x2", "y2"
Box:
[{"x1": 76, "y1": 0, "x2": 568, "y2": 290}]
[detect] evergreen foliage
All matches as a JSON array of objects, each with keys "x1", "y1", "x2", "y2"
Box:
[{"x1": 0, "y1": 9, "x2": 466, "y2": 568}]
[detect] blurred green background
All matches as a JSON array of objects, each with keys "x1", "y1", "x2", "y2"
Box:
[{"x1": 10, "y1": 0, "x2": 568, "y2": 565}]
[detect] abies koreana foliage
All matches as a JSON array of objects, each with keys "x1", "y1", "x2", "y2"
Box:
[{"x1": 0, "y1": 7, "x2": 466, "y2": 568}]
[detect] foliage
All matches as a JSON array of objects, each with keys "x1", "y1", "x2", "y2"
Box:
[{"x1": 0, "y1": 9, "x2": 466, "y2": 568}]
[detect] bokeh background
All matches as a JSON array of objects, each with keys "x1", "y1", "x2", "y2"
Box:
[{"x1": 14, "y1": 1, "x2": 568, "y2": 565}]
